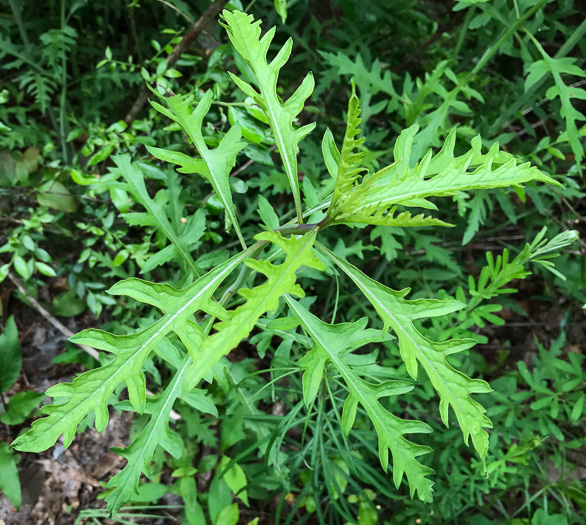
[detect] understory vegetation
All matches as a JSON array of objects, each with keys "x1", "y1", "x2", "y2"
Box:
[{"x1": 0, "y1": 0, "x2": 585, "y2": 524}]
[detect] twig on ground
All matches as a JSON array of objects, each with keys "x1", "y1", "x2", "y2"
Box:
[
  {"x1": 8, "y1": 272, "x2": 100, "y2": 361},
  {"x1": 124, "y1": 0, "x2": 230, "y2": 126}
]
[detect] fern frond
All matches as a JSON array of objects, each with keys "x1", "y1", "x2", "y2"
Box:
[
  {"x1": 147, "y1": 90, "x2": 247, "y2": 248},
  {"x1": 320, "y1": 244, "x2": 493, "y2": 462},
  {"x1": 286, "y1": 298, "x2": 434, "y2": 502},
  {"x1": 11, "y1": 249, "x2": 253, "y2": 453},
  {"x1": 17, "y1": 71, "x2": 56, "y2": 114},
  {"x1": 221, "y1": 10, "x2": 316, "y2": 223}
]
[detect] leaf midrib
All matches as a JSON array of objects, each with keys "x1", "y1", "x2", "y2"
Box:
[
  {"x1": 328, "y1": 250, "x2": 466, "y2": 427},
  {"x1": 231, "y1": 23, "x2": 302, "y2": 222},
  {"x1": 171, "y1": 103, "x2": 246, "y2": 248},
  {"x1": 20, "y1": 249, "x2": 252, "y2": 449}
]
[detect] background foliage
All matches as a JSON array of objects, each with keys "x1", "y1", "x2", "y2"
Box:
[{"x1": 0, "y1": 0, "x2": 585, "y2": 524}]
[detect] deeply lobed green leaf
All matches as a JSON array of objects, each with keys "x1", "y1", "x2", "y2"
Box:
[
  {"x1": 147, "y1": 90, "x2": 247, "y2": 248},
  {"x1": 287, "y1": 298, "x2": 435, "y2": 502},
  {"x1": 320, "y1": 245, "x2": 493, "y2": 462},
  {"x1": 525, "y1": 33, "x2": 586, "y2": 170},
  {"x1": 11, "y1": 248, "x2": 253, "y2": 453},
  {"x1": 221, "y1": 10, "x2": 316, "y2": 223},
  {"x1": 112, "y1": 155, "x2": 203, "y2": 277},
  {"x1": 104, "y1": 357, "x2": 190, "y2": 515},
  {"x1": 330, "y1": 81, "x2": 367, "y2": 212},
  {"x1": 325, "y1": 93, "x2": 559, "y2": 230},
  {"x1": 183, "y1": 230, "x2": 325, "y2": 391}
]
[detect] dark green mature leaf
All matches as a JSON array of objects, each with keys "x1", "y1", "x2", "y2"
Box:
[
  {"x1": 320, "y1": 52, "x2": 395, "y2": 124},
  {"x1": 320, "y1": 245, "x2": 493, "y2": 462},
  {"x1": 222, "y1": 10, "x2": 316, "y2": 223},
  {"x1": 0, "y1": 316, "x2": 21, "y2": 393}
]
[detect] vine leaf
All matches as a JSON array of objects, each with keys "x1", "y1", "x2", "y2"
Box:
[
  {"x1": 147, "y1": 90, "x2": 247, "y2": 248},
  {"x1": 183, "y1": 230, "x2": 324, "y2": 391},
  {"x1": 286, "y1": 297, "x2": 434, "y2": 502},
  {"x1": 320, "y1": 244, "x2": 493, "y2": 462},
  {"x1": 11, "y1": 248, "x2": 253, "y2": 454},
  {"x1": 221, "y1": 9, "x2": 316, "y2": 223},
  {"x1": 325, "y1": 91, "x2": 559, "y2": 229}
]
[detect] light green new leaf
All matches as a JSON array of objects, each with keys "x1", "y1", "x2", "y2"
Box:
[
  {"x1": 330, "y1": 81, "x2": 366, "y2": 210},
  {"x1": 321, "y1": 128, "x2": 340, "y2": 180},
  {"x1": 183, "y1": 230, "x2": 324, "y2": 391},
  {"x1": 220, "y1": 456, "x2": 249, "y2": 505},
  {"x1": 274, "y1": 0, "x2": 287, "y2": 23},
  {"x1": 325, "y1": 92, "x2": 559, "y2": 230},
  {"x1": 12, "y1": 248, "x2": 253, "y2": 453},
  {"x1": 222, "y1": 10, "x2": 316, "y2": 223},
  {"x1": 286, "y1": 298, "x2": 434, "y2": 502},
  {"x1": 104, "y1": 356, "x2": 189, "y2": 516},
  {"x1": 320, "y1": 245, "x2": 493, "y2": 461},
  {"x1": 112, "y1": 155, "x2": 201, "y2": 278},
  {"x1": 148, "y1": 90, "x2": 247, "y2": 248},
  {"x1": 358, "y1": 126, "x2": 558, "y2": 213}
]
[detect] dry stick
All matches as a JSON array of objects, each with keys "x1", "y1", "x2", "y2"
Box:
[
  {"x1": 8, "y1": 272, "x2": 100, "y2": 361},
  {"x1": 124, "y1": 0, "x2": 230, "y2": 126},
  {"x1": 7, "y1": 273, "x2": 181, "y2": 420}
]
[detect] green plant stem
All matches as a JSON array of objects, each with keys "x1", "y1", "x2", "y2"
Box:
[
  {"x1": 59, "y1": 0, "x2": 70, "y2": 165},
  {"x1": 466, "y1": 0, "x2": 550, "y2": 80},
  {"x1": 489, "y1": 16, "x2": 586, "y2": 136},
  {"x1": 453, "y1": 6, "x2": 475, "y2": 61},
  {"x1": 8, "y1": 0, "x2": 30, "y2": 51},
  {"x1": 273, "y1": 223, "x2": 319, "y2": 236},
  {"x1": 211, "y1": 101, "x2": 248, "y2": 107}
]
